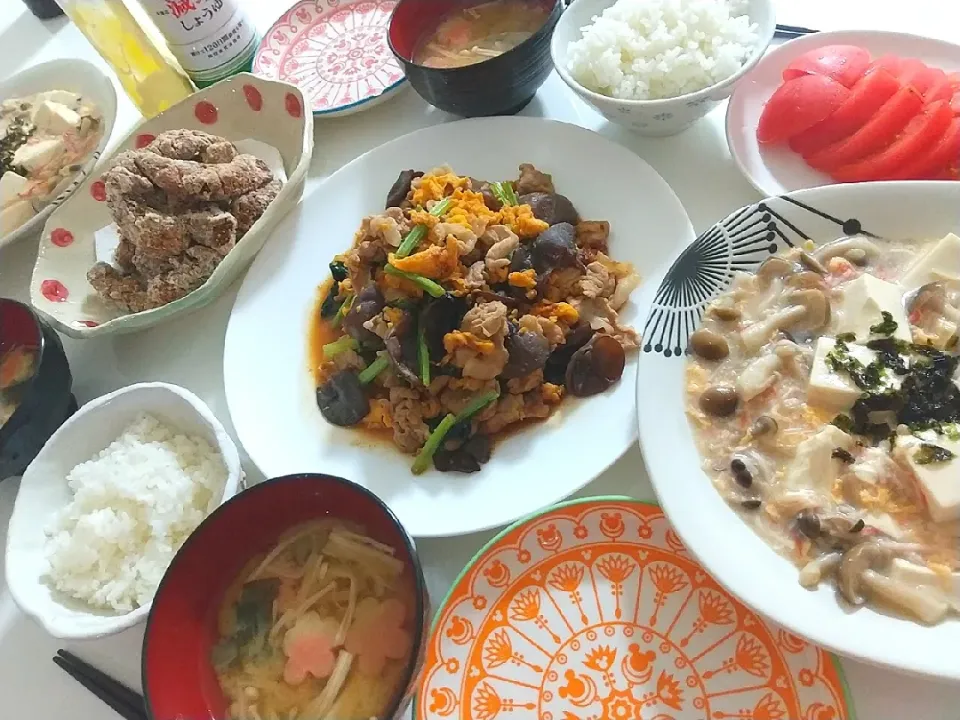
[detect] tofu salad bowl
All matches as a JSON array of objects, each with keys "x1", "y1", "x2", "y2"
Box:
[
  {"x1": 0, "y1": 59, "x2": 117, "y2": 248},
  {"x1": 637, "y1": 181, "x2": 960, "y2": 680}
]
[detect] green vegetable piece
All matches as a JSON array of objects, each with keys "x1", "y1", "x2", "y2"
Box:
[
  {"x1": 211, "y1": 640, "x2": 239, "y2": 671},
  {"x1": 832, "y1": 414, "x2": 854, "y2": 433},
  {"x1": 323, "y1": 336, "x2": 358, "y2": 359},
  {"x1": 395, "y1": 196, "x2": 454, "y2": 258},
  {"x1": 331, "y1": 294, "x2": 354, "y2": 328},
  {"x1": 384, "y1": 265, "x2": 446, "y2": 297},
  {"x1": 329, "y1": 260, "x2": 349, "y2": 283},
  {"x1": 417, "y1": 320, "x2": 431, "y2": 386},
  {"x1": 358, "y1": 354, "x2": 390, "y2": 385},
  {"x1": 232, "y1": 578, "x2": 279, "y2": 646},
  {"x1": 503, "y1": 182, "x2": 519, "y2": 206},
  {"x1": 411, "y1": 389, "x2": 500, "y2": 475},
  {"x1": 914, "y1": 442, "x2": 955, "y2": 465},
  {"x1": 869, "y1": 311, "x2": 898, "y2": 337}
]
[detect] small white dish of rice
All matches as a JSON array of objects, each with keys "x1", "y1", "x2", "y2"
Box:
[
  {"x1": 4, "y1": 382, "x2": 241, "y2": 640},
  {"x1": 552, "y1": 0, "x2": 775, "y2": 136}
]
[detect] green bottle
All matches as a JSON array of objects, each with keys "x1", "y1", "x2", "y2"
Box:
[{"x1": 136, "y1": 0, "x2": 260, "y2": 88}]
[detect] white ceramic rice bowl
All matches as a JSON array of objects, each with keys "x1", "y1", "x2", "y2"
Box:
[
  {"x1": 551, "y1": 0, "x2": 775, "y2": 136},
  {"x1": 4, "y1": 382, "x2": 242, "y2": 640}
]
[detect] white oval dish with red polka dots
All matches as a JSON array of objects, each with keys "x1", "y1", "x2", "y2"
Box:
[
  {"x1": 29, "y1": 73, "x2": 313, "y2": 339},
  {"x1": 415, "y1": 498, "x2": 855, "y2": 720},
  {"x1": 253, "y1": 0, "x2": 406, "y2": 118}
]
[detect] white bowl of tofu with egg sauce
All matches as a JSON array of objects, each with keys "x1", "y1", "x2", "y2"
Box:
[
  {"x1": 0, "y1": 58, "x2": 116, "y2": 248},
  {"x1": 637, "y1": 180, "x2": 960, "y2": 680}
]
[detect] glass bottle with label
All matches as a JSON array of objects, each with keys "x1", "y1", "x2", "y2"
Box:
[
  {"x1": 56, "y1": 0, "x2": 196, "y2": 117},
  {"x1": 134, "y1": 0, "x2": 260, "y2": 88}
]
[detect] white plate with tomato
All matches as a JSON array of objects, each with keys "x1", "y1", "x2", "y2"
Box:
[{"x1": 727, "y1": 30, "x2": 960, "y2": 196}]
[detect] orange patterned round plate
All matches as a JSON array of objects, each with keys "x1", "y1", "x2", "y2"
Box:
[{"x1": 416, "y1": 498, "x2": 855, "y2": 720}]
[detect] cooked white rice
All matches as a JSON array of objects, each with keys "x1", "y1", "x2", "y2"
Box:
[
  {"x1": 44, "y1": 413, "x2": 227, "y2": 612},
  {"x1": 566, "y1": 0, "x2": 759, "y2": 101}
]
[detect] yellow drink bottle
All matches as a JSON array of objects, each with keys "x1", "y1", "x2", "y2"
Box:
[{"x1": 55, "y1": 0, "x2": 196, "y2": 118}]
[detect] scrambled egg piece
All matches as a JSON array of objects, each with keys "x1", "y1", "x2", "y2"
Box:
[
  {"x1": 389, "y1": 235, "x2": 459, "y2": 279},
  {"x1": 508, "y1": 269, "x2": 537, "y2": 288},
  {"x1": 338, "y1": 278, "x2": 353, "y2": 295},
  {"x1": 407, "y1": 209, "x2": 440, "y2": 230},
  {"x1": 499, "y1": 204, "x2": 548, "y2": 238},
  {"x1": 361, "y1": 398, "x2": 392, "y2": 430},
  {"x1": 444, "y1": 188, "x2": 498, "y2": 227},
  {"x1": 378, "y1": 268, "x2": 423, "y2": 298},
  {"x1": 411, "y1": 172, "x2": 468, "y2": 206},
  {"x1": 531, "y1": 301, "x2": 579, "y2": 325},
  {"x1": 542, "y1": 383, "x2": 564, "y2": 404},
  {"x1": 444, "y1": 331, "x2": 495, "y2": 356}
]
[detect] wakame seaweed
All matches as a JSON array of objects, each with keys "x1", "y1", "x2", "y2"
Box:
[
  {"x1": 320, "y1": 261, "x2": 350, "y2": 318},
  {"x1": 869, "y1": 311, "x2": 899, "y2": 337},
  {"x1": 914, "y1": 443, "x2": 955, "y2": 465}
]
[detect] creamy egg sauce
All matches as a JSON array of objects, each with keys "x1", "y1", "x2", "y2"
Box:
[
  {"x1": 686, "y1": 233, "x2": 960, "y2": 624},
  {"x1": 0, "y1": 90, "x2": 102, "y2": 236}
]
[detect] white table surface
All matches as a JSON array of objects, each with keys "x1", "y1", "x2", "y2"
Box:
[{"x1": 2, "y1": 2, "x2": 960, "y2": 718}]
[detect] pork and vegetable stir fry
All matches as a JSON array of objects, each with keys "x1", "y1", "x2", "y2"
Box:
[
  {"x1": 311, "y1": 164, "x2": 640, "y2": 474},
  {"x1": 686, "y1": 233, "x2": 960, "y2": 624}
]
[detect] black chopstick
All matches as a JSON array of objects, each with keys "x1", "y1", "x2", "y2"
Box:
[
  {"x1": 53, "y1": 650, "x2": 147, "y2": 720},
  {"x1": 775, "y1": 23, "x2": 819, "y2": 40}
]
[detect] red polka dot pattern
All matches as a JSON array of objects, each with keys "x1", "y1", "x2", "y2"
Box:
[
  {"x1": 195, "y1": 101, "x2": 218, "y2": 124},
  {"x1": 40, "y1": 279, "x2": 68, "y2": 302},
  {"x1": 285, "y1": 92, "x2": 302, "y2": 119},
  {"x1": 244, "y1": 84, "x2": 263, "y2": 111},
  {"x1": 91, "y1": 180, "x2": 106, "y2": 202},
  {"x1": 50, "y1": 228, "x2": 74, "y2": 247}
]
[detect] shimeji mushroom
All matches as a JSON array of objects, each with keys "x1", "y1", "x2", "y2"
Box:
[
  {"x1": 813, "y1": 237, "x2": 881, "y2": 266},
  {"x1": 739, "y1": 288, "x2": 831, "y2": 353}
]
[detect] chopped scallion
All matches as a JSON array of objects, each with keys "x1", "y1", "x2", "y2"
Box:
[
  {"x1": 383, "y1": 265, "x2": 446, "y2": 297},
  {"x1": 331, "y1": 294, "x2": 354, "y2": 327},
  {"x1": 417, "y1": 320, "x2": 431, "y2": 386},
  {"x1": 358, "y1": 354, "x2": 389, "y2": 385},
  {"x1": 395, "y1": 196, "x2": 454, "y2": 258},
  {"x1": 322, "y1": 336, "x2": 358, "y2": 359},
  {"x1": 411, "y1": 389, "x2": 499, "y2": 475}
]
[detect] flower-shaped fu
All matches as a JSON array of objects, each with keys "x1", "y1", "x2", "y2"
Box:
[
  {"x1": 346, "y1": 597, "x2": 412, "y2": 675},
  {"x1": 283, "y1": 612, "x2": 339, "y2": 685}
]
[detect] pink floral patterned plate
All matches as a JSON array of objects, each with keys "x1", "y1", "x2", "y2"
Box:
[
  {"x1": 254, "y1": 0, "x2": 406, "y2": 117},
  {"x1": 416, "y1": 498, "x2": 856, "y2": 720}
]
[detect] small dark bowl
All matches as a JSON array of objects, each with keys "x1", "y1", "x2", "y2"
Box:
[
  {"x1": 142, "y1": 473, "x2": 429, "y2": 720},
  {"x1": 388, "y1": 0, "x2": 562, "y2": 117},
  {"x1": 0, "y1": 298, "x2": 74, "y2": 480}
]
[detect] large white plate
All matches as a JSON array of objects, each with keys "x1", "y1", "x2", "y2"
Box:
[
  {"x1": 636, "y1": 180, "x2": 960, "y2": 680},
  {"x1": 726, "y1": 30, "x2": 960, "y2": 196},
  {"x1": 224, "y1": 116, "x2": 694, "y2": 538}
]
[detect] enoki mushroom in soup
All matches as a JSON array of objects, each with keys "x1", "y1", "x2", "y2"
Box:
[
  {"x1": 212, "y1": 520, "x2": 416, "y2": 720},
  {"x1": 685, "y1": 232, "x2": 960, "y2": 624}
]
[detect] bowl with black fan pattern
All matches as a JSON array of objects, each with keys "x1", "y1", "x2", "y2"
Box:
[{"x1": 636, "y1": 180, "x2": 960, "y2": 681}]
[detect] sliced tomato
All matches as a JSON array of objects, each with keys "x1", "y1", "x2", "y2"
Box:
[
  {"x1": 783, "y1": 45, "x2": 871, "y2": 88},
  {"x1": 923, "y1": 69, "x2": 953, "y2": 103},
  {"x1": 949, "y1": 71, "x2": 960, "y2": 90},
  {"x1": 871, "y1": 54, "x2": 903, "y2": 77},
  {"x1": 830, "y1": 100, "x2": 952, "y2": 181},
  {"x1": 789, "y1": 68, "x2": 901, "y2": 155},
  {"x1": 805, "y1": 84, "x2": 924, "y2": 170},
  {"x1": 758, "y1": 75, "x2": 851, "y2": 144},
  {"x1": 889, "y1": 117, "x2": 960, "y2": 179},
  {"x1": 898, "y1": 58, "x2": 937, "y2": 95}
]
